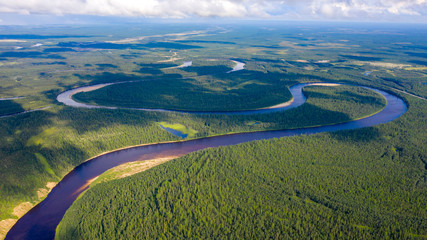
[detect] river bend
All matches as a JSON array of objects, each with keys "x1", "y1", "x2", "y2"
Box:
[{"x1": 6, "y1": 83, "x2": 407, "y2": 240}]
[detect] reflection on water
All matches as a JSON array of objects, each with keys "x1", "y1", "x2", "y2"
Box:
[{"x1": 227, "y1": 60, "x2": 245, "y2": 73}]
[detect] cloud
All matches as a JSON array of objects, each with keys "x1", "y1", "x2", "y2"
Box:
[
  {"x1": 308, "y1": 0, "x2": 427, "y2": 19},
  {"x1": 0, "y1": 0, "x2": 425, "y2": 21}
]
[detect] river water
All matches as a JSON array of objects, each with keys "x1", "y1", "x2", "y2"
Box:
[
  {"x1": 7, "y1": 84, "x2": 407, "y2": 240},
  {"x1": 227, "y1": 60, "x2": 245, "y2": 73}
]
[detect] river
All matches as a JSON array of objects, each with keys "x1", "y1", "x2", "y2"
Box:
[
  {"x1": 57, "y1": 82, "x2": 324, "y2": 115},
  {"x1": 6, "y1": 84, "x2": 407, "y2": 240},
  {"x1": 227, "y1": 60, "x2": 245, "y2": 73}
]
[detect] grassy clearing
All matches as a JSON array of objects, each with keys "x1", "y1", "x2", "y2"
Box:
[
  {"x1": 34, "y1": 153, "x2": 58, "y2": 179},
  {"x1": 26, "y1": 127, "x2": 58, "y2": 147}
]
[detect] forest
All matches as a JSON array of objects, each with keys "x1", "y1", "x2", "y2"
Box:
[
  {"x1": 0, "y1": 85, "x2": 385, "y2": 222},
  {"x1": 0, "y1": 100, "x2": 24, "y2": 116},
  {"x1": 56, "y1": 96, "x2": 426, "y2": 239},
  {"x1": 72, "y1": 71, "x2": 293, "y2": 111}
]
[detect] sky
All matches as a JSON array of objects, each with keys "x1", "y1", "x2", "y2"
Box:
[{"x1": 0, "y1": 0, "x2": 426, "y2": 25}]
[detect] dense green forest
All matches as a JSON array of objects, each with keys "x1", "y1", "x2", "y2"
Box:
[
  {"x1": 72, "y1": 72, "x2": 293, "y2": 111},
  {"x1": 0, "y1": 86, "x2": 384, "y2": 221},
  {"x1": 0, "y1": 100, "x2": 24, "y2": 116},
  {"x1": 0, "y1": 108, "x2": 176, "y2": 221},
  {"x1": 56, "y1": 96, "x2": 426, "y2": 239}
]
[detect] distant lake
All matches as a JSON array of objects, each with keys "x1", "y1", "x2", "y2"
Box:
[{"x1": 159, "y1": 124, "x2": 188, "y2": 139}]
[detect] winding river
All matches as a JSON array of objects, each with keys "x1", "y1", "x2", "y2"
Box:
[
  {"x1": 6, "y1": 83, "x2": 407, "y2": 240},
  {"x1": 56, "y1": 82, "x2": 336, "y2": 115}
]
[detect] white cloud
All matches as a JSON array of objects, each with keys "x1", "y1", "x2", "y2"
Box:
[
  {"x1": 308, "y1": 0, "x2": 427, "y2": 20},
  {"x1": 0, "y1": 0, "x2": 425, "y2": 21}
]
